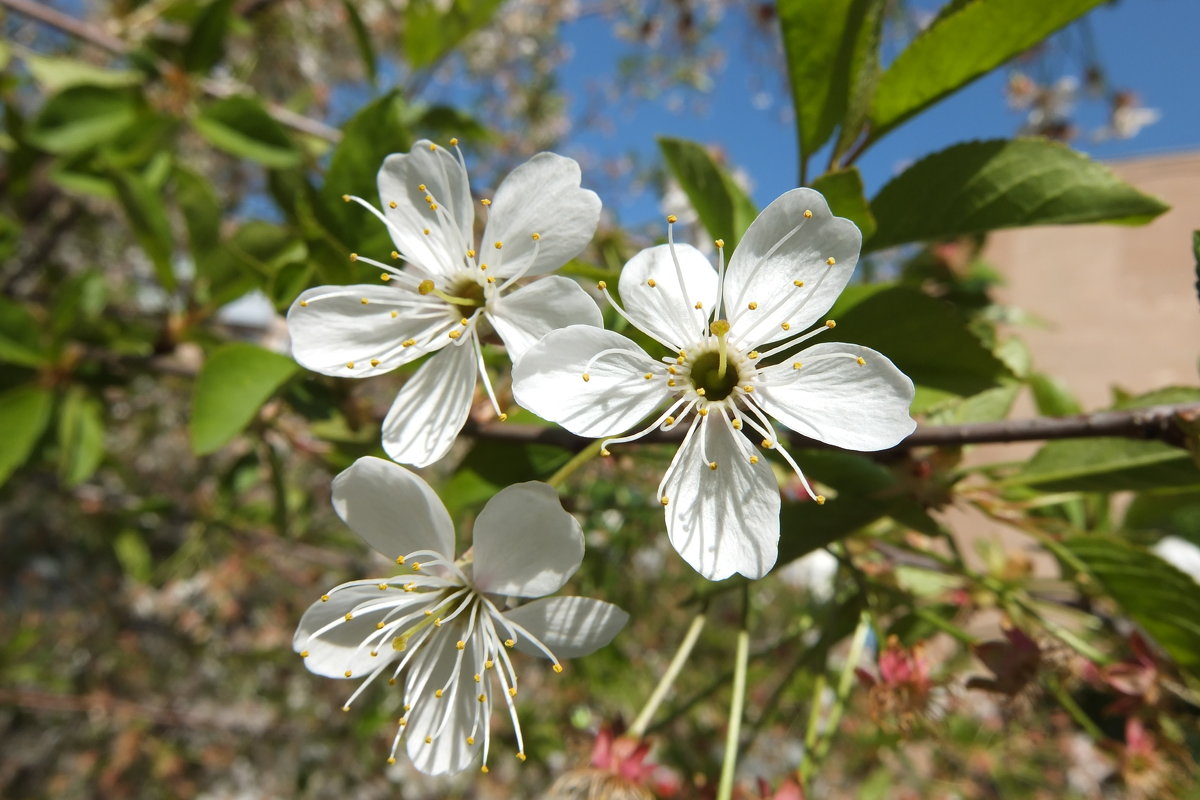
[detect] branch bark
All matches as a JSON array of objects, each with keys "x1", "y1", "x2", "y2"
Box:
[
  {"x1": 465, "y1": 402, "x2": 1200, "y2": 455},
  {"x1": 0, "y1": 0, "x2": 342, "y2": 142}
]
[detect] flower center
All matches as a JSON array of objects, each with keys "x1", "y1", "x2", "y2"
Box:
[
  {"x1": 687, "y1": 349, "x2": 740, "y2": 401},
  {"x1": 418, "y1": 276, "x2": 487, "y2": 309}
]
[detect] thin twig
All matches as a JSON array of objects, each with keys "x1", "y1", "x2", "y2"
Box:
[{"x1": 0, "y1": 0, "x2": 342, "y2": 142}]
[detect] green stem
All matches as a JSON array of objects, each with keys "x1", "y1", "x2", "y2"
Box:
[
  {"x1": 629, "y1": 611, "x2": 707, "y2": 738},
  {"x1": 545, "y1": 438, "x2": 605, "y2": 489},
  {"x1": 800, "y1": 610, "x2": 871, "y2": 788},
  {"x1": 1048, "y1": 675, "x2": 1104, "y2": 740},
  {"x1": 263, "y1": 437, "x2": 289, "y2": 539},
  {"x1": 716, "y1": 626, "x2": 750, "y2": 800}
]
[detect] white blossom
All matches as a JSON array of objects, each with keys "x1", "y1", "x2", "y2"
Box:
[
  {"x1": 287, "y1": 140, "x2": 602, "y2": 466},
  {"x1": 295, "y1": 457, "x2": 628, "y2": 775},
  {"x1": 512, "y1": 189, "x2": 915, "y2": 581}
]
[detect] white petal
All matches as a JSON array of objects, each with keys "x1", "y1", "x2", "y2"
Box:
[
  {"x1": 724, "y1": 188, "x2": 861, "y2": 348},
  {"x1": 286, "y1": 285, "x2": 440, "y2": 376},
  {"x1": 403, "y1": 631, "x2": 481, "y2": 775},
  {"x1": 377, "y1": 141, "x2": 473, "y2": 278},
  {"x1": 755, "y1": 342, "x2": 915, "y2": 451},
  {"x1": 1152, "y1": 536, "x2": 1200, "y2": 584},
  {"x1": 511, "y1": 326, "x2": 667, "y2": 438},
  {"x1": 503, "y1": 596, "x2": 628, "y2": 658},
  {"x1": 293, "y1": 583, "x2": 409, "y2": 678},
  {"x1": 480, "y1": 153, "x2": 601, "y2": 279},
  {"x1": 487, "y1": 276, "x2": 602, "y2": 362},
  {"x1": 471, "y1": 482, "x2": 583, "y2": 598},
  {"x1": 382, "y1": 339, "x2": 478, "y2": 467},
  {"x1": 618, "y1": 243, "x2": 718, "y2": 349},
  {"x1": 662, "y1": 416, "x2": 780, "y2": 580},
  {"x1": 331, "y1": 456, "x2": 456, "y2": 560}
]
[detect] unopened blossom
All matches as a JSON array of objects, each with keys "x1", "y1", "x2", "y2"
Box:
[
  {"x1": 294, "y1": 456, "x2": 627, "y2": 775},
  {"x1": 513, "y1": 188, "x2": 915, "y2": 580},
  {"x1": 287, "y1": 139, "x2": 602, "y2": 466}
]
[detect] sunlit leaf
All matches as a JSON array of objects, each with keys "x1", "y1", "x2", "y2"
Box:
[
  {"x1": 403, "y1": 0, "x2": 506, "y2": 70},
  {"x1": 57, "y1": 387, "x2": 105, "y2": 486},
  {"x1": 191, "y1": 343, "x2": 300, "y2": 455},
  {"x1": 868, "y1": 139, "x2": 1169, "y2": 250},
  {"x1": 27, "y1": 86, "x2": 142, "y2": 154},
  {"x1": 811, "y1": 167, "x2": 875, "y2": 240},
  {"x1": 111, "y1": 169, "x2": 177, "y2": 291},
  {"x1": 0, "y1": 384, "x2": 53, "y2": 486},
  {"x1": 658, "y1": 136, "x2": 757, "y2": 250},
  {"x1": 194, "y1": 95, "x2": 302, "y2": 168},
  {"x1": 23, "y1": 53, "x2": 143, "y2": 92}
]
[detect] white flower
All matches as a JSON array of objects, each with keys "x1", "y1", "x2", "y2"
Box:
[
  {"x1": 295, "y1": 457, "x2": 628, "y2": 776},
  {"x1": 512, "y1": 189, "x2": 915, "y2": 581},
  {"x1": 1152, "y1": 536, "x2": 1200, "y2": 584},
  {"x1": 287, "y1": 139, "x2": 602, "y2": 466}
]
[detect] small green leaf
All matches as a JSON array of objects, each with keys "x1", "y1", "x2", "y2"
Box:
[
  {"x1": 403, "y1": 0, "x2": 506, "y2": 69},
  {"x1": 658, "y1": 136, "x2": 757, "y2": 250},
  {"x1": 27, "y1": 85, "x2": 142, "y2": 154},
  {"x1": 113, "y1": 529, "x2": 154, "y2": 583},
  {"x1": 0, "y1": 297, "x2": 48, "y2": 367},
  {"x1": 23, "y1": 54, "x2": 143, "y2": 92},
  {"x1": 341, "y1": 0, "x2": 378, "y2": 84},
  {"x1": 1028, "y1": 373, "x2": 1083, "y2": 417},
  {"x1": 0, "y1": 384, "x2": 54, "y2": 486},
  {"x1": 811, "y1": 167, "x2": 875, "y2": 240},
  {"x1": 868, "y1": 139, "x2": 1169, "y2": 250},
  {"x1": 182, "y1": 0, "x2": 234, "y2": 73},
  {"x1": 173, "y1": 166, "x2": 222, "y2": 264},
  {"x1": 194, "y1": 95, "x2": 302, "y2": 168},
  {"x1": 111, "y1": 169, "x2": 177, "y2": 291},
  {"x1": 57, "y1": 387, "x2": 105, "y2": 486},
  {"x1": 868, "y1": 0, "x2": 1107, "y2": 139},
  {"x1": 828, "y1": 285, "x2": 1011, "y2": 411},
  {"x1": 190, "y1": 343, "x2": 299, "y2": 454},
  {"x1": 1065, "y1": 536, "x2": 1200, "y2": 671}
]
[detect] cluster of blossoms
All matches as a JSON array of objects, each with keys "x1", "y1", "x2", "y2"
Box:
[{"x1": 287, "y1": 141, "x2": 915, "y2": 776}]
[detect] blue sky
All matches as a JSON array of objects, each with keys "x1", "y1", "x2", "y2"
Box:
[{"x1": 553, "y1": 0, "x2": 1200, "y2": 223}]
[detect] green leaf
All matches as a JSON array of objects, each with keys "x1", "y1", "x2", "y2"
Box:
[
  {"x1": 868, "y1": 0, "x2": 1107, "y2": 139},
  {"x1": 23, "y1": 54, "x2": 143, "y2": 92},
  {"x1": 341, "y1": 0, "x2": 378, "y2": 83},
  {"x1": 111, "y1": 169, "x2": 177, "y2": 291},
  {"x1": 183, "y1": 0, "x2": 234, "y2": 73},
  {"x1": 27, "y1": 86, "x2": 142, "y2": 155},
  {"x1": 828, "y1": 285, "x2": 1010, "y2": 411},
  {"x1": 403, "y1": 0, "x2": 506, "y2": 69},
  {"x1": 0, "y1": 297, "x2": 48, "y2": 367},
  {"x1": 57, "y1": 387, "x2": 105, "y2": 486},
  {"x1": 1028, "y1": 372, "x2": 1083, "y2": 417},
  {"x1": 1014, "y1": 389, "x2": 1200, "y2": 492},
  {"x1": 190, "y1": 343, "x2": 300, "y2": 455},
  {"x1": 113, "y1": 529, "x2": 154, "y2": 583},
  {"x1": 173, "y1": 166, "x2": 222, "y2": 264},
  {"x1": 868, "y1": 139, "x2": 1169, "y2": 250},
  {"x1": 0, "y1": 384, "x2": 54, "y2": 486},
  {"x1": 811, "y1": 167, "x2": 875, "y2": 240},
  {"x1": 194, "y1": 95, "x2": 302, "y2": 168},
  {"x1": 779, "y1": 0, "x2": 884, "y2": 163},
  {"x1": 658, "y1": 136, "x2": 757, "y2": 250},
  {"x1": 1065, "y1": 536, "x2": 1200, "y2": 671},
  {"x1": 1123, "y1": 489, "x2": 1200, "y2": 546}
]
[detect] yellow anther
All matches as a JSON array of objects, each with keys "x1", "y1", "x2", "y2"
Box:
[
  {"x1": 481, "y1": 766, "x2": 489, "y2": 774},
  {"x1": 668, "y1": 366, "x2": 678, "y2": 374},
  {"x1": 708, "y1": 461, "x2": 718, "y2": 471},
  {"x1": 424, "y1": 194, "x2": 433, "y2": 203},
  {"x1": 531, "y1": 232, "x2": 541, "y2": 241},
  {"x1": 449, "y1": 137, "x2": 459, "y2": 146},
  {"x1": 729, "y1": 417, "x2": 740, "y2": 429},
  {"x1": 694, "y1": 301, "x2": 703, "y2": 309},
  {"x1": 375, "y1": 622, "x2": 384, "y2": 630},
  {"x1": 467, "y1": 249, "x2": 476, "y2": 258},
  {"x1": 781, "y1": 322, "x2": 790, "y2": 331},
  {"x1": 597, "y1": 280, "x2": 607, "y2": 290},
  {"x1": 665, "y1": 416, "x2": 675, "y2": 426},
  {"x1": 474, "y1": 674, "x2": 481, "y2": 683},
  {"x1": 815, "y1": 495, "x2": 826, "y2": 505},
  {"x1": 856, "y1": 356, "x2": 866, "y2": 365},
  {"x1": 660, "y1": 496, "x2": 670, "y2": 506},
  {"x1": 389, "y1": 201, "x2": 397, "y2": 209},
  {"x1": 429, "y1": 203, "x2": 438, "y2": 210},
  {"x1": 344, "y1": 612, "x2": 354, "y2": 621},
  {"x1": 370, "y1": 358, "x2": 381, "y2": 368},
  {"x1": 448, "y1": 329, "x2": 462, "y2": 340},
  {"x1": 434, "y1": 618, "x2": 442, "y2": 627},
  {"x1": 748, "y1": 351, "x2": 760, "y2": 359},
  {"x1": 370, "y1": 650, "x2": 378, "y2": 657},
  {"x1": 390, "y1": 310, "x2": 399, "y2": 318},
  {"x1": 402, "y1": 338, "x2": 416, "y2": 347},
  {"x1": 667, "y1": 379, "x2": 676, "y2": 387},
  {"x1": 388, "y1": 678, "x2": 396, "y2": 685},
  {"x1": 350, "y1": 253, "x2": 358, "y2": 262},
  {"x1": 581, "y1": 373, "x2": 591, "y2": 382},
  {"x1": 494, "y1": 241, "x2": 503, "y2": 250},
  {"x1": 467, "y1": 736, "x2": 475, "y2": 745},
  {"x1": 418, "y1": 184, "x2": 427, "y2": 192},
  {"x1": 644, "y1": 372, "x2": 653, "y2": 380},
  {"x1": 341, "y1": 194, "x2": 350, "y2": 202},
  {"x1": 698, "y1": 407, "x2": 709, "y2": 416},
  {"x1": 696, "y1": 388, "x2": 706, "y2": 396},
  {"x1": 499, "y1": 412, "x2": 508, "y2": 421},
  {"x1": 487, "y1": 276, "x2": 496, "y2": 283},
  {"x1": 600, "y1": 448, "x2": 611, "y2": 457},
  {"x1": 300, "y1": 650, "x2": 310, "y2": 658},
  {"x1": 667, "y1": 214, "x2": 678, "y2": 223},
  {"x1": 422, "y1": 228, "x2": 430, "y2": 235},
  {"x1": 418, "y1": 279, "x2": 435, "y2": 295},
  {"x1": 480, "y1": 263, "x2": 487, "y2": 269},
  {"x1": 412, "y1": 562, "x2": 422, "y2": 571},
  {"x1": 792, "y1": 362, "x2": 803, "y2": 370},
  {"x1": 762, "y1": 439, "x2": 773, "y2": 448},
  {"x1": 516, "y1": 752, "x2": 527, "y2": 762},
  {"x1": 380, "y1": 273, "x2": 390, "y2": 281},
  {"x1": 428, "y1": 143, "x2": 437, "y2": 152},
  {"x1": 396, "y1": 554, "x2": 406, "y2": 565},
  {"x1": 299, "y1": 299, "x2": 308, "y2": 307},
  {"x1": 794, "y1": 280, "x2": 805, "y2": 287},
  {"x1": 508, "y1": 687, "x2": 517, "y2": 697},
  {"x1": 320, "y1": 594, "x2": 330, "y2": 602},
  {"x1": 552, "y1": 664, "x2": 564, "y2": 673},
  {"x1": 346, "y1": 361, "x2": 355, "y2": 369},
  {"x1": 378, "y1": 582, "x2": 388, "y2": 590},
  {"x1": 825, "y1": 319, "x2": 836, "y2": 328},
  {"x1": 481, "y1": 198, "x2": 491, "y2": 206},
  {"x1": 424, "y1": 735, "x2": 433, "y2": 744},
  {"x1": 391, "y1": 250, "x2": 400, "y2": 259},
  {"x1": 743, "y1": 385, "x2": 753, "y2": 393},
  {"x1": 647, "y1": 278, "x2": 657, "y2": 287},
  {"x1": 749, "y1": 455, "x2": 759, "y2": 464},
  {"x1": 342, "y1": 705, "x2": 350, "y2": 712},
  {"x1": 715, "y1": 238, "x2": 724, "y2": 248},
  {"x1": 710, "y1": 319, "x2": 731, "y2": 337},
  {"x1": 477, "y1": 693, "x2": 486, "y2": 702},
  {"x1": 826, "y1": 257, "x2": 836, "y2": 265},
  {"x1": 460, "y1": 317, "x2": 469, "y2": 326},
  {"x1": 803, "y1": 209, "x2": 813, "y2": 218},
  {"x1": 435, "y1": 689, "x2": 444, "y2": 698},
  {"x1": 387, "y1": 757, "x2": 396, "y2": 764},
  {"x1": 344, "y1": 670, "x2": 353, "y2": 677},
  {"x1": 397, "y1": 716, "x2": 406, "y2": 724},
  {"x1": 676, "y1": 355, "x2": 686, "y2": 364},
  {"x1": 748, "y1": 301, "x2": 758, "y2": 310},
  {"x1": 456, "y1": 640, "x2": 466, "y2": 650},
  {"x1": 360, "y1": 297, "x2": 369, "y2": 305}
]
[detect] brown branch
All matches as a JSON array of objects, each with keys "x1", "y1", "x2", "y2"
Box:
[
  {"x1": 465, "y1": 403, "x2": 1200, "y2": 454},
  {"x1": 0, "y1": 0, "x2": 342, "y2": 142}
]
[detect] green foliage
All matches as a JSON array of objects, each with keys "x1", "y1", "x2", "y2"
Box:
[
  {"x1": 869, "y1": 139, "x2": 1169, "y2": 250},
  {"x1": 0, "y1": 384, "x2": 54, "y2": 486},
  {"x1": 658, "y1": 136, "x2": 757, "y2": 250},
  {"x1": 829, "y1": 285, "x2": 1011, "y2": 411},
  {"x1": 56, "y1": 387, "x2": 105, "y2": 487},
  {"x1": 810, "y1": 167, "x2": 875, "y2": 240},
  {"x1": 112, "y1": 169, "x2": 177, "y2": 291},
  {"x1": 23, "y1": 53, "x2": 144, "y2": 92},
  {"x1": 1028, "y1": 373, "x2": 1083, "y2": 416},
  {"x1": 27, "y1": 85, "x2": 143, "y2": 154},
  {"x1": 190, "y1": 343, "x2": 300, "y2": 455},
  {"x1": 1065, "y1": 536, "x2": 1200, "y2": 672},
  {"x1": 868, "y1": 0, "x2": 1107, "y2": 140},
  {"x1": 403, "y1": 0, "x2": 507, "y2": 69},
  {"x1": 194, "y1": 95, "x2": 303, "y2": 168},
  {"x1": 0, "y1": 297, "x2": 48, "y2": 367},
  {"x1": 183, "y1": 0, "x2": 234, "y2": 73},
  {"x1": 341, "y1": 0, "x2": 378, "y2": 84}
]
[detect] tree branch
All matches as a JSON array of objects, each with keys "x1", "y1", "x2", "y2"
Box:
[
  {"x1": 0, "y1": 0, "x2": 342, "y2": 142},
  {"x1": 465, "y1": 403, "x2": 1200, "y2": 454}
]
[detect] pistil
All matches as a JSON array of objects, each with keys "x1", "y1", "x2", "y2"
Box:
[
  {"x1": 417, "y1": 279, "x2": 480, "y2": 307},
  {"x1": 710, "y1": 319, "x2": 731, "y2": 379}
]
